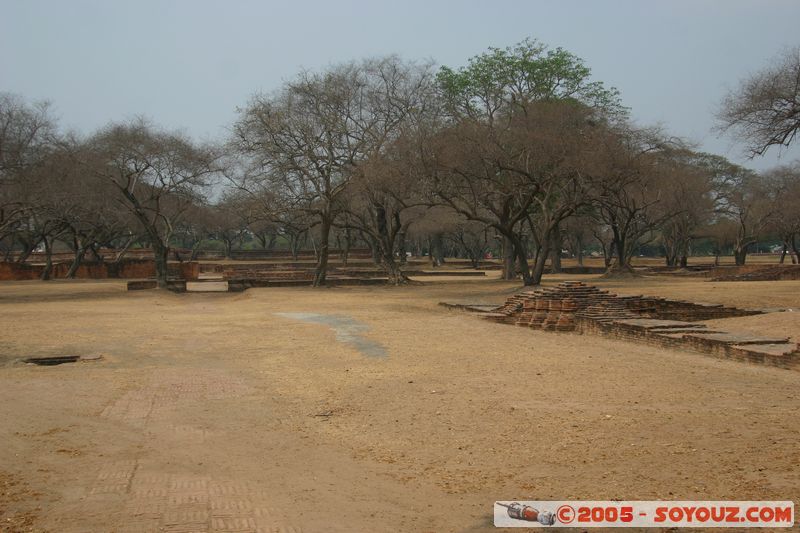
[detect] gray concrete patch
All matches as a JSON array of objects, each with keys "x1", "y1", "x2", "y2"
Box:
[{"x1": 275, "y1": 312, "x2": 387, "y2": 357}]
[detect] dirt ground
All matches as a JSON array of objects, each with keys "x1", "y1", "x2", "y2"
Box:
[{"x1": 0, "y1": 275, "x2": 799, "y2": 532}]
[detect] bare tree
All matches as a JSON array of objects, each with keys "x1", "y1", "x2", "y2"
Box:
[
  {"x1": 657, "y1": 151, "x2": 716, "y2": 268},
  {"x1": 715, "y1": 168, "x2": 778, "y2": 265},
  {"x1": 405, "y1": 206, "x2": 463, "y2": 266},
  {"x1": 232, "y1": 57, "x2": 432, "y2": 286},
  {"x1": 37, "y1": 138, "x2": 136, "y2": 277},
  {"x1": 446, "y1": 220, "x2": 492, "y2": 268},
  {"x1": 430, "y1": 116, "x2": 536, "y2": 281},
  {"x1": 89, "y1": 119, "x2": 219, "y2": 287},
  {"x1": 340, "y1": 133, "x2": 430, "y2": 284},
  {"x1": 208, "y1": 193, "x2": 251, "y2": 259},
  {"x1": 717, "y1": 46, "x2": 800, "y2": 156},
  {"x1": 3, "y1": 134, "x2": 86, "y2": 278},
  {"x1": 173, "y1": 203, "x2": 215, "y2": 260},
  {"x1": 706, "y1": 217, "x2": 738, "y2": 266},
  {"x1": 763, "y1": 161, "x2": 800, "y2": 263},
  {"x1": 0, "y1": 93, "x2": 57, "y2": 245},
  {"x1": 589, "y1": 127, "x2": 684, "y2": 274},
  {"x1": 561, "y1": 214, "x2": 595, "y2": 266}
]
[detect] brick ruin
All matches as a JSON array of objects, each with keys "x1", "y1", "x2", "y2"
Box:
[
  {"x1": 121, "y1": 255, "x2": 490, "y2": 291},
  {"x1": 711, "y1": 265, "x2": 800, "y2": 282},
  {"x1": 478, "y1": 281, "x2": 800, "y2": 370},
  {"x1": 0, "y1": 258, "x2": 169, "y2": 281},
  {"x1": 208, "y1": 262, "x2": 485, "y2": 287}
]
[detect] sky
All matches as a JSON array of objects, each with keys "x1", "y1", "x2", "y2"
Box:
[{"x1": 2, "y1": 0, "x2": 799, "y2": 171}]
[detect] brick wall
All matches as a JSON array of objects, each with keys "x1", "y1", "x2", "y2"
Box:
[{"x1": 0, "y1": 259, "x2": 156, "y2": 280}]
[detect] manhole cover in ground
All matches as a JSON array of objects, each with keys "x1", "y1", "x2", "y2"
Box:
[{"x1": 22, "y1": 355, "x2": 101, "y2": 366}]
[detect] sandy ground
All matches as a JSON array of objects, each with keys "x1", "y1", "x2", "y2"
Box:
[{"x1": 1, "y1": 275, "x2": 799, "y2": 532}]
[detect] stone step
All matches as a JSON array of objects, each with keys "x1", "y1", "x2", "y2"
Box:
[
  {"x1": 651, "y1": 328, "x2": 719, "y2": 335},
  {"x1": 683, "y1": 332, "x2": 790, "y2": 345},
  {"x1": 732, "y1": 343, "x2": 799, "y2": 357},
  {"x1": 186, "y1": 281, "x2": 229, "y2": 292},
  {"x1": 613, "y1": 319, "x2": 699, "y2": 329}
]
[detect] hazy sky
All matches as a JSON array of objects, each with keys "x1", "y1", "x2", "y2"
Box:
[{"x1": 2, "y1": 0, "x2": 799, "y2": 170}]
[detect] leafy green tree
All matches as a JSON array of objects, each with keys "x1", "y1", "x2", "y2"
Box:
[
  {"x1": 432, "y1": 38, "x2": 622, "y2": 285},
  {"x1": 437, "y1": 38, "x2": 622, "y2": 119}
]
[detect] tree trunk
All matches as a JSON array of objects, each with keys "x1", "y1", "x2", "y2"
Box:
[
  {"x1": 397, "y1": 225, "x2": 407, "y2": 266},
  {"x1": 594, "y1": 234, "x2": 612, "y2": 268},
  {"x1": 550, "y1": 245, "x2": 562, "y2": 274},
  {"x1": 502, "y1": 235, "x2": 515, "y2": 280},
  {"x1": 780, "y1": 241, "x2": 788, "y2": 264},
  {"x1": 678, "y1": 239, "x2": 692, "y2": 268},
  {"x1": 40, "y1": 236, "x2": 54, "y2": 281},
  {"x1": 114, "y1": 236, "x2": 135, "y2": 263},
  {"x1": 606, "y1": 230, "x2": 635, "y2": 274},
  {"x1": 528, "y1": 239, "x2": 549, "y2": 285},
  {"x1": 16, "y1": 239, "x2": 39, "y2": 264},
  {"x1": 341, "y1": 228, "x2": 351, "y2": 266},
  {"x1": 313, "y1": 216, "x2": 331, "y2": 287},
  {"x1": 733, "y1": 246, "x2": 747, "y2": 266},
  {"x1": 381, "y1": 251, "x2": 407, "y2": 285},
  {"x1": 289, "y1": 235, "x2": 299, "y2": 261},
  {"x1": 506, "y1": 234, "x2": 533, "y2": 285},
  {"x1": 549, "y1": 225, "x2": 562, "y2": 274},
  {"x1": 614, "y1": 233, "x2": 626, "y2": 269},
  {"x1": 663, "y1": 238, "x2": 678, "y2": 267},
  {"x1": 469, "y1": 247, "x2": 480, "y2": 269},
  {"x1": 89, "y1": 244, "x2": 104, "y2": 264},
  {"x1": 153, "y1": 242, "x2": 170, "y2": 289},
  {"x1": 431, "y1": 233, "x2": 445, "y2": 266},
  {"x1": 527, "y1": 251, "x2": 544, "y2": 285},
  {"x1": 370, "y1": 236, "x2": 382, "y2": 265},
  {"x1": 67, "y1": 245, "x2": 88, "y2": 279},
  {"x1": 516, "y1": 251, "x2": 533, "y2": 285}
]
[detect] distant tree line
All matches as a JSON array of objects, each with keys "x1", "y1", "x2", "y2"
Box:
[{"x1": 1, "y1": 39, "x2": 799, "y2": 287}]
